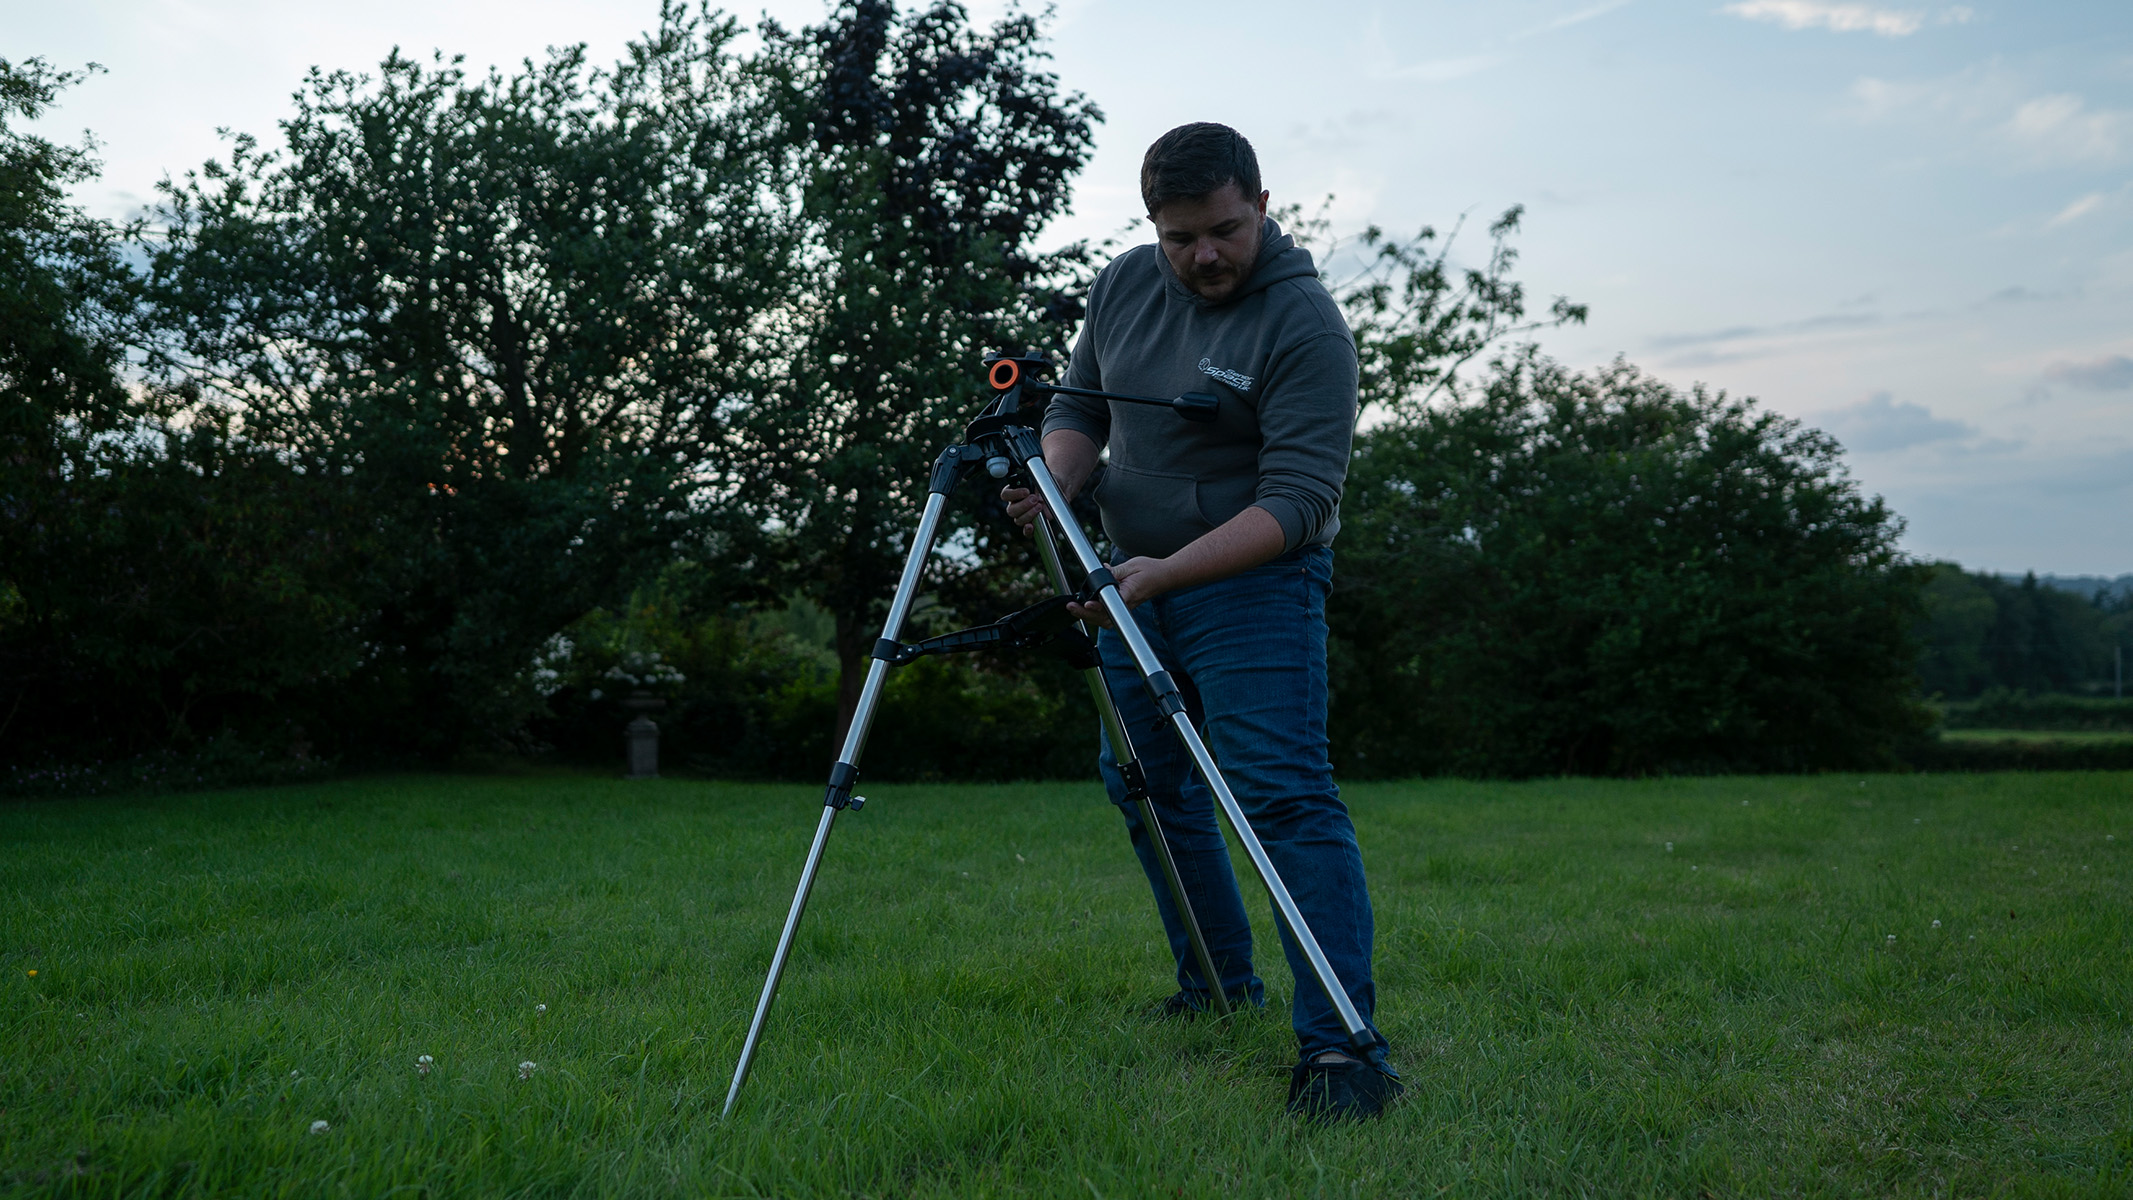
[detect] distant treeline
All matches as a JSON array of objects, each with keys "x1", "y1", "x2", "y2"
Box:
[
  {"x1": 0, "y1": 8, "x2": 2006, "y2": 791},
  {"x1": 1919, "y1": 566, "x2": 2131, "y2": 699}
]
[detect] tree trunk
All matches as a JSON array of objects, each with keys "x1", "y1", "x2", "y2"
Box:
[{"x1": 833, "y1": 610, "x2": 868, "y2": 752}]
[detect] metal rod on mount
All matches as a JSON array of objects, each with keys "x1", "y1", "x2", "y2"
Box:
[
  {"x1": 1020, "y1": 456, "x2": 1372, "y2": 1051},
  {"x1": 721, "y1": 491, "x2": 952, "y2": 1118},
  {"x1": 1031, "y1": 512, "x2": 1231, "y2": 1017}
]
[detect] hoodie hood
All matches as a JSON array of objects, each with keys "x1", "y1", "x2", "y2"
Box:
[{"x1": 1158, "y1": 216, "x2": 1319, "y2": 310}]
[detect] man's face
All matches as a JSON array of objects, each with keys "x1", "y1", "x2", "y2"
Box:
[{"x1": 1150, "y1": 182, "x2": 1269, "y2": 304}]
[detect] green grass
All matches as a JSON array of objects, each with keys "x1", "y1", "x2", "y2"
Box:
[
  {"x1": 4, "y1": 770, "x2": 2129, "y2": 1198},
  {"x1": 1942, "y1": 729, "x2": 2133, "y2": 746}
]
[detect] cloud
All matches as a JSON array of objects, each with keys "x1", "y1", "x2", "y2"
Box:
[
  {"x1": 2044, "y1": 355, "x2": 2133, "y2": 391},
  {"x1": 1383, "y1": 53, "x2": 1507, "y2": 82},
  {"x1": 1999, "y1": 94, "x2": 2132, "y2": 166},
  {"x1": 1514, "y1": 0, "x2": 1635, "y2": 40},
  {"x1": 1813, "y1": 392, "x2": 1977, "y2": 452},
  {"x1": 1376, "y1": 3, "x2": 1632, "y2": 82},
  {"x1": 1721, "y1": 1, "x2": 1971, "y2": 37},
  {"x1": 2048, "y1": 192, "x2": 2108, "y2": 227},
  {"x1": 1849, "y1": 68, "x2": 2133, "y2": 168},
  {"x1": 1649, "y1": 311, "x2": 1877, "y2": 351}
]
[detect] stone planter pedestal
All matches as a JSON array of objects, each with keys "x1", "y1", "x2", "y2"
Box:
[{"x1": 623, "y1": 691, "x2": 666, "y2": 779}]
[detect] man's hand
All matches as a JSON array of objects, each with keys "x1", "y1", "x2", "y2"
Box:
[
  {"x1": 1000, "y1": 429, "x2": 1100, "y2": 537},
  {"x1": 1069, "y1": 506, "x2": 1289, "y2": 630},
  {"x1": 1000, "y1": 484, "x2": 1053, "y2": 535},
  {"x1": 1065, "y1": 557, "x2": 1165, "y2": 629}
]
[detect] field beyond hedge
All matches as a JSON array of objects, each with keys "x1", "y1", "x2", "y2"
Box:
[{"x1": 4, "y1": 771, "x2": 2129, "y2": 1198}]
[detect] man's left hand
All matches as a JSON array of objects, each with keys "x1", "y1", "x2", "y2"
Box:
[{"x1": 1067, "y1": 557, "x2": 1166, "y2": 629}]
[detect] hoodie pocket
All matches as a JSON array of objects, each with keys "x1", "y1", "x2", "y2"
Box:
[{"x1": 1095, "y1": 461, "x2": 1216, "y2": 559}]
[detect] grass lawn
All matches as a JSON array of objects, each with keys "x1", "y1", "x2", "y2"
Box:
[
  {"x1": 1942, "y1": 730, "x2": 2133, "y2": 746},
  {"x1": 3, "y1": 770, "x2": 2129, "y2": 1198}
]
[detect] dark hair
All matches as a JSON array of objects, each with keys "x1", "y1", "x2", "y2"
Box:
[{"x1": 1140, "y1": 123, "x2": 1261, "y2": 215}]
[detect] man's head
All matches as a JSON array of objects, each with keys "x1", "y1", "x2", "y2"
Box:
[{"x1": 1141, "y1": 123, "x2": 1269, "y2": 304}]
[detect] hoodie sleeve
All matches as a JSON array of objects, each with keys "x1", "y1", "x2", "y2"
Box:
[
  {"x1": 1043, "y1": 269, "x2": 1112, "y2": 448},
  {"x1": 1252, "y1": 328, "x2": 1358, "y2": 552}
]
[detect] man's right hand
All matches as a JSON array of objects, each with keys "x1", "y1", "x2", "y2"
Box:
[
  {"x1": 1000, "y1": 428, "x2": 1100, "y2": 537},
  {"x1": 999, "y1": 484, "x2": 1053, "y2": 536}
]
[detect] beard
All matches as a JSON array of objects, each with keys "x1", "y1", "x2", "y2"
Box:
[{"x1": 1181, "y1": 230, "x2": 1261, "y2": 302}]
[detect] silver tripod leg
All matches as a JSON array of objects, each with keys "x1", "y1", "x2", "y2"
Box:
[
  {"x1": 1022, "y1": 460, "x2": 1373, "y2": 1052},
  {"x1": 1031, "y1": 514, "x2": 1231, "y2": 1018},
  {"x1": 721, "y1": 492, "x2": 952, "y2": 1118}
]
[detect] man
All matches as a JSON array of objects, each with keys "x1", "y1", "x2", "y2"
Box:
[{"x1": 1001, "y1": 122, "x2": 1399, "y2": 1121}]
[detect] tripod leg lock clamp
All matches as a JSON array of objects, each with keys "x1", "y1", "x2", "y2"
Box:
[
  {"x1": 1118, "y1": 757, "x2": 1150, "y2": 805},
  {"x1": 1143, "y1": 670, "x2": 1188, "y2": 720},
  {"x1": 823, "y1": 761, "x2": 861, "y2": 811},
  {"x1": 871, "y1": 637, "x2": 901, "y2": 663},
  {"x1": 1084, "y1": 566, "x2": 1118, "y2": 597},
  {"x1": 930, "y1": 445, "x2": 980, "y2": 495}
]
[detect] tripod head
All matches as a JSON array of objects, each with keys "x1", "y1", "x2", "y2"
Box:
[{"x1": 978, "y1": 351, "x2": 1221, "y2": 425}]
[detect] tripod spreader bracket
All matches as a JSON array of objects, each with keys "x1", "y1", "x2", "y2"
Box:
[{"x1": 872, "y1": 596, "x2": 1100, "y2": 671}]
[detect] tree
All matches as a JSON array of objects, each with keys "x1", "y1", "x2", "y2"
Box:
[
  {"x1": 1330, "y1": 351, "x2": 1930, "y2": 776},
  {"x1": 1286, "y1": 201, "x2": 1588, "y2": 411},
  {"x1": 1, "y1": 60, "x2": 360, "y2": 772},
  {"x1": 1914, "y1": 567, "x2": 2118, "y2": 699},
  {"x1": 1916, "y1": 563, "x2": 1998, "y2": 698},
  {"x1": 143, "y1": 5, "x2": 808, "y2": 754},
  {"x1": 0, "y1": 58, "x2": 132, "y2": 431},
  {"x1": 732, "y1": 0, "x2": 1100, "y2": 735}
]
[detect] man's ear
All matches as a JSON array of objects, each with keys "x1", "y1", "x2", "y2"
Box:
[{"x1": 1255, "y1": 190, "x2": 1269, "y2": 218}]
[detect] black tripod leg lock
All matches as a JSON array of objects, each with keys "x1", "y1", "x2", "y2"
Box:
[
  {"x1": 1143, "y1": 670, "x2": 1188, "y2": 720},
  {"x1": 1118, "y1": 757, "x2": 1151, "y2": 805},
  {"x1": 823, "y1": 761, "x2": 861, "y2": 811},
  {"x1": 930, "y1": 444, "x2": 986, "y2": 495},
  {"x1": 1084, "y1": 565, "x2": 1118, "y2": 596}
]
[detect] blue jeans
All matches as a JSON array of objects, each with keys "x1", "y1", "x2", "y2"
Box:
[{"x1": 1095, "y1": 546, "x2": 1390, "y2": 1067}]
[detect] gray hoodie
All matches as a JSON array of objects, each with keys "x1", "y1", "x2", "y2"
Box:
[{"x1": 1044, "y1": 217, "x2": 1358, "y2": 561}]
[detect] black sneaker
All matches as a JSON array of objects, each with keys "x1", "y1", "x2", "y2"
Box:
[
  {"x1": 1144, "y1": 988, "x2": 1255, "y2": 1020},
  {"x1": 1286, "y1": 1052, "x2": 1403, "y2": 1122}
]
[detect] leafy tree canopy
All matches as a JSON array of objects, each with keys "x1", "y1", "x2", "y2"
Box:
[
  {"x1": 730, "y1": 0, "x2": 1101, "y2": 731},
  {"x1": 1331, "y1": 351, "x2": 1930, "y2": 776},
  {"x1": 141, "y1": 4, "x2": 810, "y2": 753}
]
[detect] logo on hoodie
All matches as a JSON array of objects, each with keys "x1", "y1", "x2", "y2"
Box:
[{"x1": 1198, "y1": 357, "x2": 1255, "y2": 393}]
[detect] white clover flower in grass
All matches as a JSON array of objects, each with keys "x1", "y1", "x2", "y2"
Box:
[
  {"x1": 1932, "y1": 920, "x2": 1941, "y2": 929},
  {"x1": 1886, "y1": 934, "x2": 1897, "y2": 943},
  {"x1": 536, "y1": 1004, "x2": 547, "y2": 1013},
  {"x1": 519, "y1": 1061, "x2": 537, "y2": 1080},
  {"x1": 309, "y1": 1120, "x2": 330, "y2": 1135},
  {"x1": 416, "y1": 1054, "x2": 434, "y2": 1075}
]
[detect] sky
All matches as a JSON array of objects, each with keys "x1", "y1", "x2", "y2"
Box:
[{"x1": 10, "y1": 0, "x2": 2131, "y2": 574}]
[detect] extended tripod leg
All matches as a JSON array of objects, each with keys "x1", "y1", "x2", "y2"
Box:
[
  {"x1": 1031, "y1": 514, "x2": 1230, "y2": 1018},
  {"x1": 722, "y1": 491, "x2": 953, "y2": 1118},
  {"x1": 1020, "y1": 455, "x2": 1373, "y2": 1053}
]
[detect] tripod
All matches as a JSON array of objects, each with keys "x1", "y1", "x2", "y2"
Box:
[{"x1": 721, "y1": 353, "x2": 1371, "y2": 1116}]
